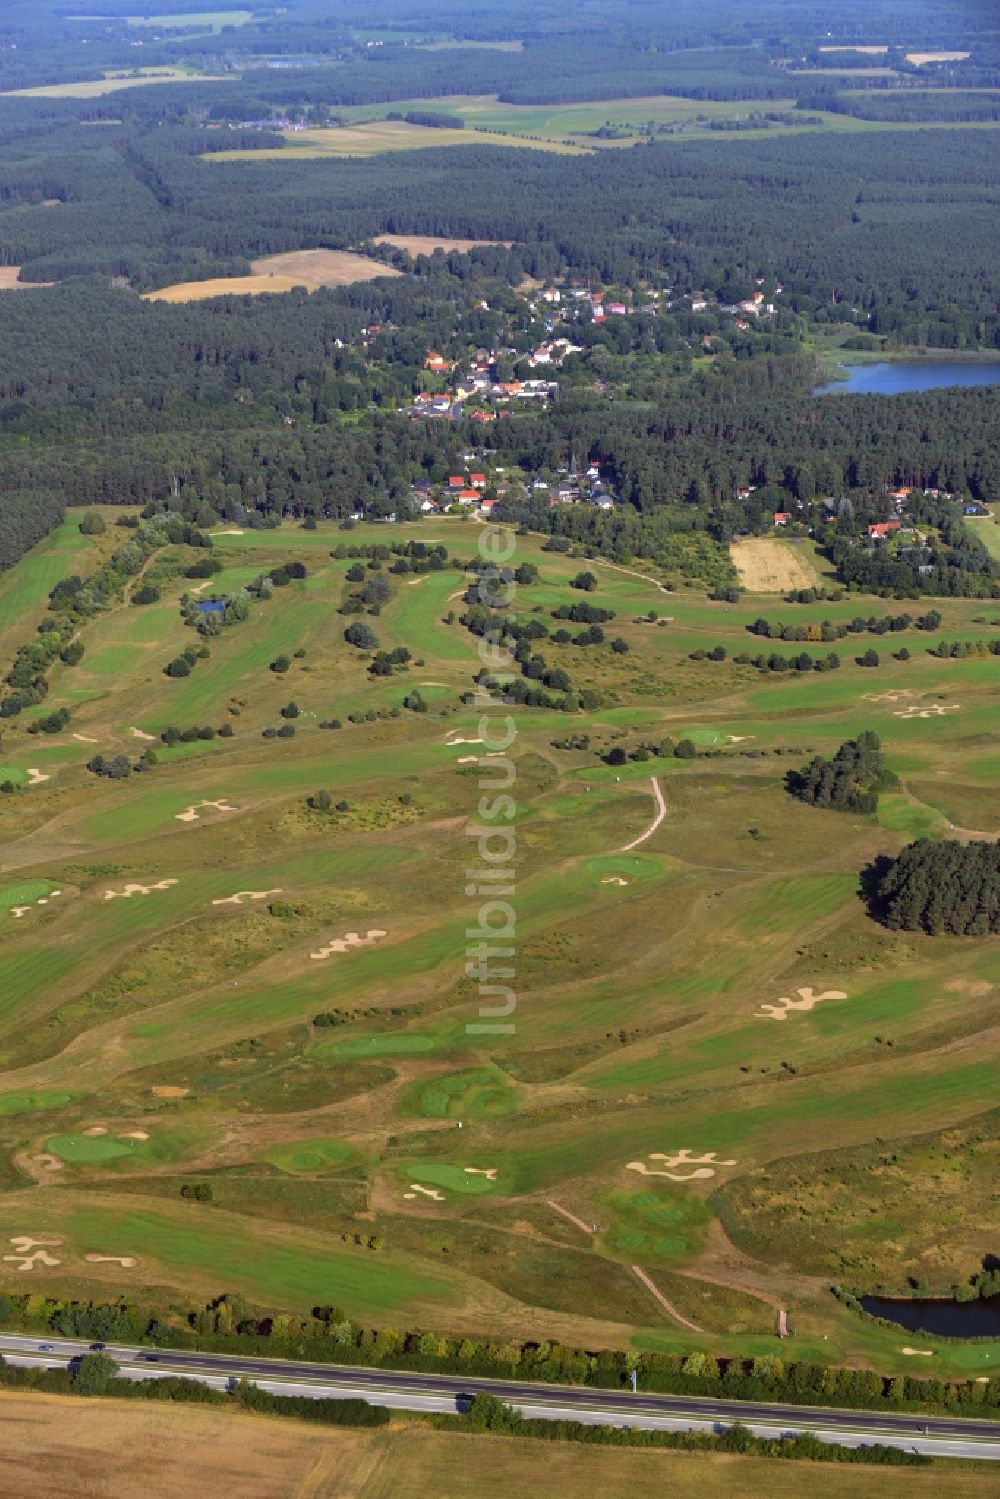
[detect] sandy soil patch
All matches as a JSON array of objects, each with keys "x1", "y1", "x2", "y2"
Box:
[
  {"x1": 621, "y1": 775, "x2": 665, "y2": 852},
  {"x1": 128, "y1": 726, "x2": 156, "y2": 741},
  {"x1": 403, "y1": 1184, "x2": 444, "y2": 1202},
  {"x1": 85, "y1": 1253, "x2": 138, "y2": 1268},
  {"x1": 374, "y1": 233, "x2": 514, "y2": 255},
  {"x1": 26, "y1": 768, "x2": 50, "y2": 785},
  {"x1": 756, "y1": 986, "x2": 847, "y2": 1021},
  {"x1": 0, "y1": 266, "x2": 54, "y2": 290},
  {"x1": 152, "y1": 1086, "x2": 189, "y2": 1098},
  {"x1": 212, "y1": 889, "x2": 282, "y2": 906},
  {"x1": 627, "y1": 1149, "x2": 737, "y2": 1182},
  {"x1": 730, "y1": 538, "x2": 817, "y2": 592},
  {"x1": 310, "y1": 928, "x2": 387, "y2": 960},
  {"x1": 103, "y1": 879, "x2": 178, "y2": 900},
  {"x1": 175, "y1": 800, "x2": 237, "y2": 822}
]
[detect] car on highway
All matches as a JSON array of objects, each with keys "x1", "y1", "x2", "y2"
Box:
[{"x1": 38, "y1": 1343, "x2": 54, "y2": 1352}]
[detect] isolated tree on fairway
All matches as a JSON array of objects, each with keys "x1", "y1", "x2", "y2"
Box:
[{"x1": 344, "y1": 621, "x2": 379, "y2": 650}]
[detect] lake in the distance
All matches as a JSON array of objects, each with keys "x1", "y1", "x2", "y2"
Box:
[{"x1": 814, "y1": 361, "x2": 1000, "y2": 397}]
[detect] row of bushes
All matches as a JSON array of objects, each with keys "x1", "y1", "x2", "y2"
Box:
[{"x1": 3, "y1": 1291, "x2": 999, "y2": 1419}]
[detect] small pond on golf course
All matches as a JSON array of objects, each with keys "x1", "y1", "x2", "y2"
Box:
[
  {"x1": 861, "y1": 1294, "x2": 1000, "y2": 1338},
  {"x1": 814, "y1": 361, "x2": 1000, "y2": 396}
]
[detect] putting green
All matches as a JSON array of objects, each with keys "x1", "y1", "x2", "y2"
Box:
[
  {"x1": 403, "y1": 1161, "x2": 502, "y2": 1194},
  {"x1": 406, "y1": 1067, "x2": 517, "y2": 1119},
  {"x1": 0, "y1": 880, "x2": 59, "y2": 909},
  {"x1": 262, "y1": 1139, "x2": 356, "y2": 1175},
  {"x1": 47, "y1": 1134, "x2": 134, "y2": 1163}
]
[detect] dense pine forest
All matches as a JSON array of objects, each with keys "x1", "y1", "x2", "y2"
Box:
[{"x1": 0, "y1": 0, "x2": 996, "y2": 575}]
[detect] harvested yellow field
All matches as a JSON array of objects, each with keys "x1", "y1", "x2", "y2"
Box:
[
  {"x1": 249, "y1": 248, "x2": 403, "y2": 288},
  {"x1": 374, "y1": 233, "x2": 513, "y2": 254},
  {"x1": 0, "y1": 1392, "x2": 374, "y2": 1499},
  {"x1": 0, "y1": 266, "x2": 53, "y2": 290},
  {"x1": 144, "y1": 249, "x2": 401, "y2": 302},
  {"x1": 203, "y1": 120, "x2": 588, "y2": 160},
  {"x1": 2, "y1": 68, "x2": 228, "y2": 100},
  {"x1": 6, "y1": 1399, "x2": 996, "y2": 1499},
  {"x1": 730, "y1": 537, "x2": 820, "y2": 592}
]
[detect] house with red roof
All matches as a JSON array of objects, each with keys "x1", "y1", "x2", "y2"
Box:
[{"x1": 867, "y1": 521, "x2": 902, "y2": 540}]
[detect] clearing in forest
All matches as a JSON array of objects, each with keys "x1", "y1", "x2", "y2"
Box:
[
  {"x1": 373, "y1": 233, "x2": 514, "y2": 255},
  {"x1": 145, "y1": 250, "x2": 401, "y2": 302},
  {"x1": 730, "y1": 538, "x2": 819, "y2": 592}
]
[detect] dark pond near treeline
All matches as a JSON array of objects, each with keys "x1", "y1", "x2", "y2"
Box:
[{"x1": 861, "y1": 1294, "x2": 1000, "y2": 1338}]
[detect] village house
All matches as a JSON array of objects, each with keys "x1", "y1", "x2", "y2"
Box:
[
  {"x1": 424, "y1": 351, "x2": 449, "y2": 372},
  {"x1": 867, "y1": 521, "x2": 902, "y2": 540}
]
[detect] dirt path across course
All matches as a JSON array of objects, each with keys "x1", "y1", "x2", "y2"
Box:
[
  {"x1": 621, "y1": 776, "x2": 665, "y2": 852},
  {"x1": 631, "y1": 1265, "x2": 704, "y2": 1333},
  {"x1": 546, "y1": 1199, "x2": 594, "y2": 1236}
]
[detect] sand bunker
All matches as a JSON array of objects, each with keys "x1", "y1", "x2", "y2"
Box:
[
  {"x1": 212, "y1": 889, "x2": 282, "y2": 906},
  {"x1": 214, "y1": 528, "x2": 244, "y2": 535},
  {"x1": 621, "y1": 775, "x2": 665, "y2": 852},
  {"x1": 756, "y1": 986, "x2": 848, "y2": 1021},
  {"x1": 464, "y1": 1166, "x2": 498, "y2": 1180},
  {"x1": 122, "y1": 1131, "x2": 149, "y2": 1141},
  {"x1": 5, "y1": 1236, "x2": 63, "y2": 1271},
  {"x1": 26, "y1": 768, "x2": 51, "y2": 786},
  {"x1": 420, "y1": 682, "x2": 446, "y2": 687},
  {"x1": 11, "y1": 908, "x2": 29, "y2": 919},
  {"x1": 85, "y1": 1253, "x2": 138, "y2": 1268},
  {"x1": 152, "y1": 1085, "x2": 188, "y2": 1098},
  {"x1": 128, "y1": 726, "x2": 156, "y2": 741},
  {"x1": 175, "y1": 799, "x2": 238, "y2": 822},
  {"x1": 446, "y1": 736, "x2": 484, "y2": 746},
  {"x1": 626, "y1": 1149, "x2": 737, "y2": 1183},
  {"x1": 72, "y1": 734, "x2": 99, "y2": 744},
  {"x1": 310, "y1": 928, "x2": 387, "y2": 960},
  {"x1": 601, "y1": 875, "x2": 630, "y2": 886},
  {"x1": 901, "y1": 1347, "x2": 934, "y2": 1356},
  {"x1": 103, "y1": 879, "x2": 178, "y2": 901},
  {"x1": 728, "y1": 735, "x2": 754, "y2": 743},
  {"x1": 895, "y1": 704, "x2": 960, "y2": 720},
  {"x1": 83, "y1": 1126, "x2": 108, "y2": 1137},
  {"x1": 33, "y1": 1154, "x2": 64, "y2": 1172},
  {"x1": 457, "y1": 755, "x2": 478, "y2": 764},
  {"x1": 403, "y1": 1184, "x2": 444, "y2": 1202},
  {"x1": 407, "y1": 579, "x2": 424, "y2": 586},
  {"x1": 866, "y1": 689, "x2": 915, "y2": 704}
]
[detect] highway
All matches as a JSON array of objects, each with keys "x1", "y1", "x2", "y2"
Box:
[{"x1": 2, "y1": 1332, "x2": 1000, "y2": 1460}]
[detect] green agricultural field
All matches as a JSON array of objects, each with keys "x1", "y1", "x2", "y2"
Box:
[{"x1": 0, "y1": 517, "x2": 997, "y2": 1378}]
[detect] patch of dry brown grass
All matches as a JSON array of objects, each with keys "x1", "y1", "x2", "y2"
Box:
[
  {"x1": 730, "y1": 537, "x2": 820, "y2": 592},
  {"x1": 144, "y1": 250, "x2": 400, "y2": 303}
]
